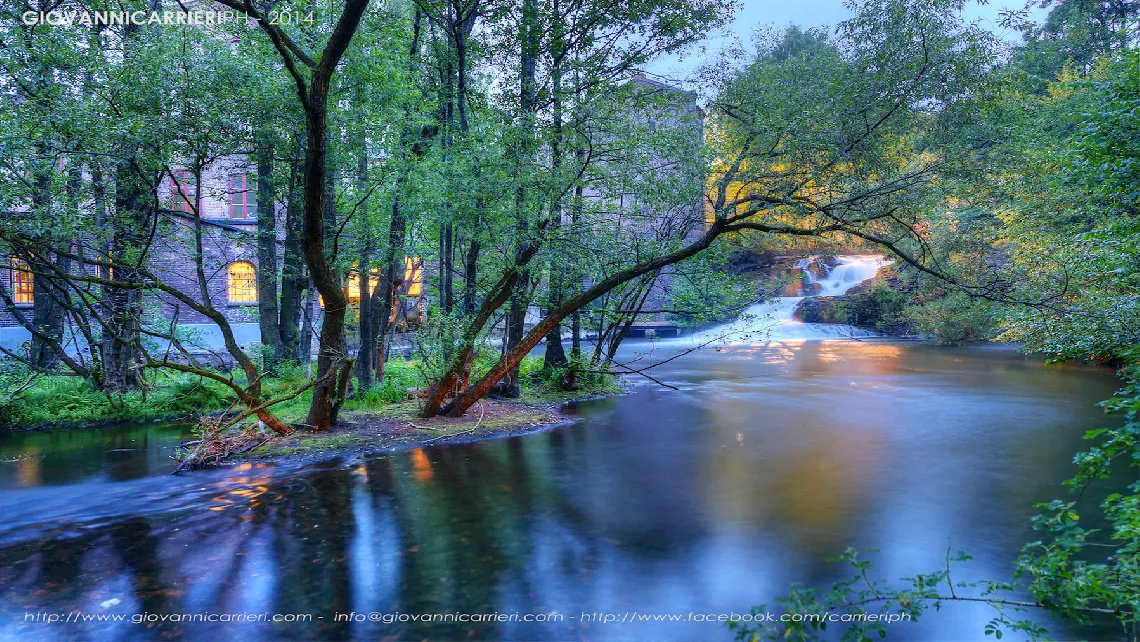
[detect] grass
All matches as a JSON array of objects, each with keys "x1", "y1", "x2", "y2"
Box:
[
  {"x1": 0, "y1": 362, "x2": 316, "y2": 429},
  {"x1": 0, "y1": 356, "x2": 621, "y2": 430}
]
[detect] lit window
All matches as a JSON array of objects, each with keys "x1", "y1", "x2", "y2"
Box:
[
  {"x1": 227, "y1": 173, "x2": 257, "y2": 220},
  {"x1": 10, "y1": 258, "x2": 33, "y2": 305},
  {"x1": 227, "y1": 261, "x2": 257, "y2": 303},
  {"x1": 171, "y1": 169, "x2": 196, "y2": 214},
  {"x1": 403, "y1": 257, "x2": 422, "y2": 296},
  {"x1": 345, "y1": 270, "x2": 380, "y2": 305}
]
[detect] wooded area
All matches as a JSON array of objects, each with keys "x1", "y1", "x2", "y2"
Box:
[{"x1": 0, "y1": 0, "x2": 1137, "y2": 637}]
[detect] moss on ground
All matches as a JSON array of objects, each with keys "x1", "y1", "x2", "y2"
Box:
[{"x1": 242, "y1": 396, "x2": 581, "y2": 465}]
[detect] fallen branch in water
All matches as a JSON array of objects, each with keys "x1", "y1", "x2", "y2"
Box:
[
  {"x1": 172, "y1": 419, "x2": 273, "y2": 473},
  {"x1": 172, "y1": 397, "x2": 274, "y2": 473}
]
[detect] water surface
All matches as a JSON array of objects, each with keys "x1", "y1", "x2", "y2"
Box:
[{"x1": 0, "y1": 341, "x2": 1125, "y2": 641}]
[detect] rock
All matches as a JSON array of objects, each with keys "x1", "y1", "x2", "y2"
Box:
[{"x1": 794, "y1": 296, "x2": 844, "y2": 323}]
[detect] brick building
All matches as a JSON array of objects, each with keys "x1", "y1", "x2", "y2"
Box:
[
  {"x1": 2, "y1": 157, "x2": 266, "y2": 352},
  {"x1": 1, "y1": 75, "x2": 698, "y2": 352}
]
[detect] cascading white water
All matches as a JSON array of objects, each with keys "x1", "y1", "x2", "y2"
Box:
[
  {"x1": 794, "y1": 257, "x2": 815, "y2": 284},
  {"x1": 816, "y1": 256, "x2": 888, "y2": 296},
  {"x1": 676, "y1": 255, "x2": 891, "y2": 345}
]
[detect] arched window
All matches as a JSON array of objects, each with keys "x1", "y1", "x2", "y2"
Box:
[
  {"x1": 9, "y1": 258, "x2": 33, "y2": 305},
  {"x1": 227, "y1": 261, "x2": 257, "y2": 303}
]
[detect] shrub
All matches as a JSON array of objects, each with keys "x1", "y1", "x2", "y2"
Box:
[
  {"x1": 838, "y1": 282, "x2": 909, "y2": 330},
  {"x1": 905, "y1": 291, "x2": 997, "y2": 344}
]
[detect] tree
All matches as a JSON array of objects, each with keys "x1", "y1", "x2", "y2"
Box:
[{"x1": 210, "y1": 0, "x2": 373, "y2": 429}]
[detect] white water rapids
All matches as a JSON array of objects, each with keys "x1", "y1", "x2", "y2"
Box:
[{"x1": 677, "y1": 255, "x2": 892, "y2": 345}]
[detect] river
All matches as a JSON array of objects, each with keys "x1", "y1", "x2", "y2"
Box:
[{"x1": 0, "y1": 259, "x2": 1127, "y2": 641}]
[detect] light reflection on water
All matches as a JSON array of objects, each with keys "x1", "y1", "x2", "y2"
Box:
[{"x1": 0, "y1": 341, "x2": 1127, "y2": 641}]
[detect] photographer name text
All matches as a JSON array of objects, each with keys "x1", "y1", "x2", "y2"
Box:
[{"x1": 21, "y1": 9, "x2": 313, "y2": 27}]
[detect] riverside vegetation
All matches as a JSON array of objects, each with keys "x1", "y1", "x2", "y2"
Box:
[{"x1": 0, "y1": 0, "x2": 1137, "y2": 639}]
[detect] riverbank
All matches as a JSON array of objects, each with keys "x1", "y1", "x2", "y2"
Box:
[
  {"x1": 190, "y1": 378, "x2": 623, "y2": 470},
  {"x1": 0, "y1": 357, "x2": 613, "y2": 432},
  {"x1": 239, "y1": 396, "x2": 594, "y2": 467}
]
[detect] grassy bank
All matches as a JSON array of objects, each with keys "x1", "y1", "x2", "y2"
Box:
[
  {"x1": 0, "y1": 356, "x2": 620, "y2": 430},
  {"x1": 0, "y1": 364, "x2": 315, "y2": 428}
]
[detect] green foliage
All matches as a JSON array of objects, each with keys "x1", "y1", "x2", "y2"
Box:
[
  {"x1": 160, "y1": 377, "x2": 230, "y2": 415},
  {"x1": 521, "y1": 354, "x2": 622, "y2": 399},
  {"x1": 905, "y1": 291, "x2": 997, "y2": 345},
  {"x1": 348, "y1": 359, "x2": 426, "y2": 407},
  {"x1": 0, "y1": 370, "x2": 233, "y2": 428},
  {"x1": 665, "y1": 249, "x2": 757, "y2": 327},
  {"x1": 836, "y1": 282, "x2": 910, "y2": 332},
  {"x1": 0, "y1": 359, "x2": 325, "y2": 428}
]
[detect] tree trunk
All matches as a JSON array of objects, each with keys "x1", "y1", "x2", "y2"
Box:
[
  {"x1": 357, "y1": 143, "x2": 375, "y2": 391},
  {"x1": 501, "y1": 0, "x2": 540, "y2": 396},
  {"x1": 279, "y1": 150, "x2": 305, "y2": 362},
  {"x1": 371, "y1": 172, "x2": 408, "y2": 375},
  {"x1": 28, "y1": 163, "x2": 64, "y2": 371},
  {"x1": 255, "y1": 136, "x2": 285, "y2": 370},
  {"x1": 570, "y1": 148, "x2": 585, "y2": 359},
  {"x1": 462, "y1": 237, "x2": 479, "y2": 315},
  {"x1": 299, "y1": 0, "x2": 372, "y2": 427},
  {"x1": 102, "y1": 162, "x2": 146, "y2": 391},
  {"x1": 303, "y1": 95, "x2": 351, "y2": 429},
  {"x1": 542, "y1": 12, "x2": 568, "y2": 370}
]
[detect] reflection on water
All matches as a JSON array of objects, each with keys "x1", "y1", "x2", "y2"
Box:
[
  {"x1": 0, "y1": 423, "x2": 191, "y2": 488},
  {"x1": 0, "y1": 342, "x2": 1127, "y2": 641}
]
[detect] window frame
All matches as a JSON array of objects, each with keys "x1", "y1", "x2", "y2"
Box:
[
  {"x1": 403, "y1": 256, "x2": 423, "y2": 296},
  {"x1": 170, "y1": 169, "x2": 197, "y2": 215},
  {"x1": 227, "y1": 261, "x2": 258, "y2": 304},
  {"x1": 227, "y1": 173, "x2": 258, "y2": 221},
  {"x1": 9, "y1": 258, "x2": 33, "y2": 306}
]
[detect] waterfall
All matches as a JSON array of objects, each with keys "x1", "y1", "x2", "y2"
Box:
[
  {"x1": 794, "y1": 257, "x2": 815, "y2": 284},
  {"x1": 674, "y1": 255, "x2": 891, "y2": 345},
  {"x1": 815, "y1": 255, "x2": 890, "y2": 297}
]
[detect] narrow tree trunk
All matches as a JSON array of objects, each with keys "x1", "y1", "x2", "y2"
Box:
[
  {"x1": 356, "y1": 143, "x2": 375, "y2": 391},
  {"x1": 28, "y1": 162, "x2": 64, "y2": 370},
  {"x1": 462, "y1": 235, "x2": 479, "y2": 310},
  {"x1": 371, "y1": 172, "x2": 408, "y2": 378},
  {"x1": 279, "y1": 151, "x2": 305, "y2": 361},
  {"x1": 501, "y1": 0, "x2": 540, "y2": 396},
  {"x1": 255, "y1": 136, "x2": 284, "y2": 370},
  {"x1": 299, "y1": 279, "x2": 315, "y2": 365},
  {"x1": 543, "y1": 11, "x2": 568, "y2": 370},
  {"x1": 570, "y1": 149, "x2": 585, "y2": 359}
]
